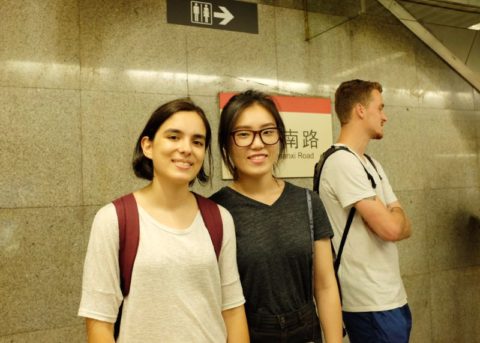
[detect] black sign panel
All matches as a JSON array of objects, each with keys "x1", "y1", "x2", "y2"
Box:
[{"x1": 167, "y1": 0, "x2": 258, "y2": 34}]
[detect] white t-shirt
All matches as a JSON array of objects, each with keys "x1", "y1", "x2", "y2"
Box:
[
  {"x1": 319, "y1": 145, "x2": 407, "y2": 312},
  {"x1": 78, "y1": 202, "x2": 245, "y2": 342}
]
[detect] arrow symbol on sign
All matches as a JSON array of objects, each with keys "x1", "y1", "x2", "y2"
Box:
[{"x1": 214, "y1": 6, "x2": 234, "y2": 25}]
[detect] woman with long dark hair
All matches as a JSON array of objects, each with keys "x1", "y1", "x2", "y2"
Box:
[{"x1": 211, "y1": 90, "x2": 342, "y2": 342}]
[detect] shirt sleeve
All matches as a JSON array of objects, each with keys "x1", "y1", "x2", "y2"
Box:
[
  {"x1": 217, "y1": 206, "x2": 245, "y2": 311},
  {"x1": 310, "y1": 190, "x2": 334, "y2": 241},
  {"x1": 78, "y1": 204, "x2": 123, "y2": 322},
  {"x1": 323, "y1": 150, "x2": 376, "y2": 209}
]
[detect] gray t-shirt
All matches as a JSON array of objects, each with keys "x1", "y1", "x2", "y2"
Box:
[
  {"x1": 210, "y1": 182, "x2": 333, "y2": 315},
  {"x1": 319, "y1": 146, "x2": 407, "y2": 312}
]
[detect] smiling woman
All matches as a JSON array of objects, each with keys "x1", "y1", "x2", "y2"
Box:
[
  {"x1": 78, "y1": 98, "x2": 249, "y2": 342},
  {"x1": 131, "y1": 100, "x2": 212, "y2": 185},
  {"x1": 210, "y1": 90, "x2": 343, "y2": 343},
  {"x1": 138, "y1": 110, "x2": 208, "y2": 187}
]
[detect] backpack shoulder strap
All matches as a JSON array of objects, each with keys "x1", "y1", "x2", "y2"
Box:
[
  {"x1": 314, "y1": 145, "x2": 379, "y2": 192},
  {"x1": 112, "y1": 193, "x2": 139, "y2": 297},
  {"x1": 334, "y1": 207, "x2": 356, "y2": 274},
  {"x1": 313, "y1": 145, "x2": 375, "y2": 272},
  {"x1": 313, "y1": 145, "x2": 350, "y2": 193},
  {"x1": 364, "y1": 153, "x2": 383, "y2": 181},
  {"x1": 194, "y1": 193, "x2": 223, "y2": 260},
  {"x1": 305, "y1": 189, "x2": 315, "y2": 298}
]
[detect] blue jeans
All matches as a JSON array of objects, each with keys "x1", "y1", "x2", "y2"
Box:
[
  {"x1": 247, "y1": 303, "x2": 321, "y2": 343},
  {"x1": 343, "y1": 304, "x2": 412, "y2": 343}
]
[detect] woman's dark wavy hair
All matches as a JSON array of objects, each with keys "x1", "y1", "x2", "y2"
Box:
[
  {"x1": 218, "y1": 89, "x2": 286, "y2": 179},
  {"x1": 132, "y1": 98, "x2": 212, "y2": 185}
]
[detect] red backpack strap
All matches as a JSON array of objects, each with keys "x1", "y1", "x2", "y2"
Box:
[
  {"x1": 194, "y1": 193, "x2": 223, "y2": 260},
  {"x1": 112, "y1": 193, "x2": 140, "y2": 297}
]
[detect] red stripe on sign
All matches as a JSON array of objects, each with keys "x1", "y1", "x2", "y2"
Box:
[
  {"x1": 219, "y1": 92, "x2": 237, "y2": 108},
  {"x1": 219, "y1": 92, "x2": 331, "y2": 114}
]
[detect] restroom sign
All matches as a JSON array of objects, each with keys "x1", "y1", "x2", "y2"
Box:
[
  {"x1": 167, "y1": 0, "x2": 258, "y2": 34},
  {"x1": 191, "y1": 2, "x2": 214, "y2": 25},
  {"x1": 219, "y1": 93, "x2": 333, "y2": 179}
]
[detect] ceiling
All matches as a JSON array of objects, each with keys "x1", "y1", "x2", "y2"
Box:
[{"x1": 398, "y1": 0, "x2": 480, "y2": 28}]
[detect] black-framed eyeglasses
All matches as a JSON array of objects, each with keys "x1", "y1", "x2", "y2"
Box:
[{"x1": 231, "y1": 127, "x2": 281, "y2": 147}]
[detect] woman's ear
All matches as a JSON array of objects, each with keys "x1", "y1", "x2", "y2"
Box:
[{"x1": 141, "y1": 136, "x2": 153, "y2": 160}]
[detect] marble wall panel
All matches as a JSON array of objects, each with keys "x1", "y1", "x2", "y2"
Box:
[
  {"x1": 0, "y1": 0, "x2": 80, "y2": 89},
  {"x1": 396, "y1": 190, "x2": 429, "y2": 276},
  {"x1": 275, "y1": 7, "x2": 350, "y2": 97},
  {"x1": 186, "y1": 95, "x2": 229, "y2": 197},
  {"x1": 81, "y1": 90, "x2": 176, "y2": 205},
  {"x1": 186, "y1": 5, "x2": 277, "y2": 96},
  {"x1": 426, "y1": 188, "x2": 480, "y2": 272},
  {"x1": 370, "y1": 106, "x2": 478, "y2": 191},
  {"x1": 367, "y1": 106, "x2": 428, "y2": 192},
  {"x1": 430, "y1": 267, "x2": 480, "y2": 342},
  {"x1": 422, "y1": 109, "x2": 479, "y2": 190},
  {"x1": 79, "y1": 0, "x2": 188, "y2": 94},
  {"x1": 0, "y1": 207, "x2": 85, "y2": 337},
  {"x1": 348, "y1": 18, "x2": 420, "y2": 108},
  {"x1": 474, "y1": 88, "x2": 480, "y2": 111},
  {"x1": 304, "y1": 14, "x2": 354, "y2": 99},
  {"x1": 402, "y1": 273, "x2": 432, "y2": 343},
  {"x1": 0, "y1": 88, "x2": 82, "y2": 208},
  {"x1": 413, "y1": 39, "x2": 475, "y2": 111},
  {"x1": 477, "y1": 116, "x2": 480, "y2": 187},
  {"x1": 465, "y1": 32, "x2": 480, "y2": 75},
  {"x1": 274, "y1": 7, "x2": 310, "y2": 95},
  {"x1": 0, "y1": 324, "x2": 85, "y2": 343},
  {"x1": 424, "y1": 24, "x2": 477, "y2": 64}
]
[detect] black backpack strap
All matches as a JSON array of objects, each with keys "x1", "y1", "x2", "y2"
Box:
[
  {"x1": 314, "y1": 145, "x2": 378, "y2": 193},
  {"x1": 306, "y1": 189, "x2": 315, "y2": 300},
  {"x1": 313, "y1": 145, "x2": 377, "y2": 270},
  {"x1": 364, "y1": 153, "x2": 382, "y2": 181},
  {"x1": 306, "y1": 189, "x2": 323, "y2": 338},
  {"x1": 313, "y1": 145, "x2": 379, "y2": 338},
  {"x1": 333, "y1": 207, "x2": 356, "y2": 275},
  {"x1": 195, "y1": 193, "x2": 223, "y2": 260},
  {"x1": 313, "y1": 145, "x2": 348, "y2": 193}
]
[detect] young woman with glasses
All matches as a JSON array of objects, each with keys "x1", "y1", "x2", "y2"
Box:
[{"x1": 210, "y1": 90, "x2": 343, "y2": 342}]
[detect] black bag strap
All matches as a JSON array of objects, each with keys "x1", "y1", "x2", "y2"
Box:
[
  {"x1": 313, "y1": 145, "x2": 380, "y2": 295},
  {"x1": 312, "y1": 145, "x2": 381, "y2": 338},
  {"x1": 306, "y1": 189, "x2": 315, "y2": 301},
  {"x1": 333, "y1": 208, "x2": 356, "y2": 275},
  {"x1": 364, "y1": 153, "x2": 382, "y2": 181},
  {"x1": 306, "y1": 189, "x2": 318, "y2": 339},
  {"x1": 313, "y1": 145, "x2": 378, "y2": 194}
]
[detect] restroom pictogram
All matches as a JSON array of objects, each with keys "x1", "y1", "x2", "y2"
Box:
[{"x1": 191, "y1": 1, "x2": 213, "y2": 25}]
